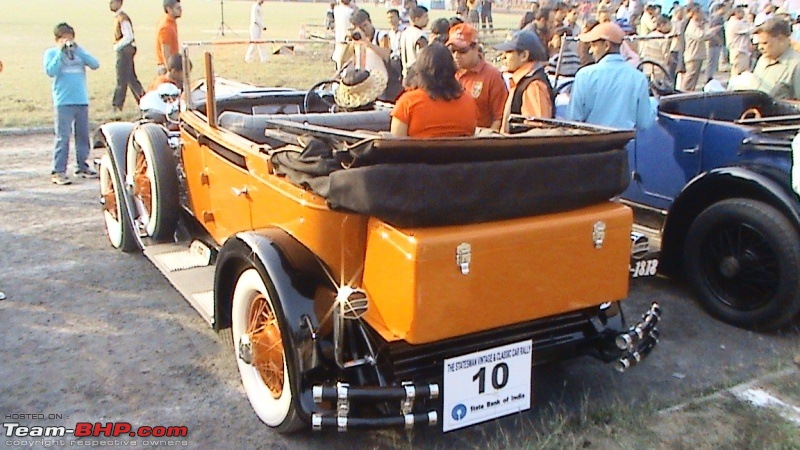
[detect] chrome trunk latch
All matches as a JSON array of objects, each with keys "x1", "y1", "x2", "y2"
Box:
[
  {"x1": 592, "y1": 221, "x2": 606, "y2": 249},
  {"x1": 455, "y1": 243, "x2": 471, "y2": 275}
]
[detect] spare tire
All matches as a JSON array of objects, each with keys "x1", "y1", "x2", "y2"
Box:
[{"x1": 125, "y1": 123, "x2": 179, "y2": 241}]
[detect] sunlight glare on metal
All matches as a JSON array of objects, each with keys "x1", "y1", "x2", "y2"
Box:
[{"x1": 336, "y1": 285, "x2": 369, "y2": 319}]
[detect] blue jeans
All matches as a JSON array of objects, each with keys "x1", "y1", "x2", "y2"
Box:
[
  {"x1": 53, "y1": 104, "x2": 90, "y2": 174},
  {"x1": 706, "y1": 46, "x2": 722, "y2": 80}
]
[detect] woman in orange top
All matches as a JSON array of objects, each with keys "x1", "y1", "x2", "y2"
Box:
[{"x1": 390, "y1": 43, "x2": 478, "y2": 138}]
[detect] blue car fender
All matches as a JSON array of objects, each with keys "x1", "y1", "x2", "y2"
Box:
[{"x1": 660, "y1": 165, "x2": 800, "y2": 274}]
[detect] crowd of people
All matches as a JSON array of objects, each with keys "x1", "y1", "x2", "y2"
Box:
[
  {"x1": 332, "y1": 0, "x2": 656, "y2": 137},
  {"x1": 331, "y1": 0, "x2": 800, "y2": 138},
  {"x1": 41, "y1": 0, "x2": 800, "y2": 183}
]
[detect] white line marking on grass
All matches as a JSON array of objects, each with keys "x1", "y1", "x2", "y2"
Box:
[{"x1": 730, "y1": 387, "x2": 800, "y2": 426}]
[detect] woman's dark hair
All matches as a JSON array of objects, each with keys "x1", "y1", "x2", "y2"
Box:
[
  {"x1": 449, "y1": 16, "x2": 464, "y2": 27},
  {"x1": 414, "y1": 43, "x2": 463, "y2": 101},
  {"x1": 430, "y1": 18, "x2": 451, "y2": 43},
  {"x1": 519, "y1": 11, "x2": 535, "y2": 29}
]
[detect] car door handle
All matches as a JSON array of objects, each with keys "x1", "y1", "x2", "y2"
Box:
[
  {"x1": 232, "y1": 186, "x2": 249, "y2": 197},
  {"x1": 682, "y1": 146, "x2": 699, "y2": 154}
]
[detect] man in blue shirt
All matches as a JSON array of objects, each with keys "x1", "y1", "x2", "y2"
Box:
[
  {"x1": 43, "y1": 23, "x2": 100, "y2": 185},
  {"x1": 566, "y1": 22, "x2": 655, "y2": 131}
]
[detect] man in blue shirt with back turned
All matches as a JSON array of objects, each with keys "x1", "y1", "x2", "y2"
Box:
[
  {"x1": 43, "y1": 23, "x2": 100, "y2": 185},
  {"x1": 566, "y1": 22, "x2": 655, "y2": 131}
]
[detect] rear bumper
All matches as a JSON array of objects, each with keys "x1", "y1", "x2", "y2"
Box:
[{"x1": 308, "y1": 302, "x2": 661, "y2": 431}]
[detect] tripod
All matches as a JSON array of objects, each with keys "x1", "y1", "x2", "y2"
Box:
[{"x1": 217, "y1": 0, "x2": 235, "y2": 36}]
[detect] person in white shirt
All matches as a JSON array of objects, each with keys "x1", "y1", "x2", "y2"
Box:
[
  {"x1": 616, "y1": 0, "x2": 632, "y2": 24},
  {"x1": 109, "y1": 0, "x2": 145, "y2": 111},
  {"x1": 755, "y1": 3, "x2": 775, "y2": 26},
  {"x1": 639, "y1": 15, "x2": 672, "y2": 72},
  {"x1": 332, "y1": 0, "x2": 356, "y2": 70},
  {"x1": 399, "y1": 6, "x2": 429, "y2": 78},
  {"x1": 386, "y1": 8, "x2": 406, "y2": 60},
  {"x1": 786, "y1": 0, "x2": 800, "y2": 16},
  {"x1": 245, "y1": 0, "x2": 268, "y2": 63},
  {"x1": 726, "y1": 6, "x2": 755, "y2": 76}
]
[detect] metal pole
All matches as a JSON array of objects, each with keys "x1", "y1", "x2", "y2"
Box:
[
  {"x1": 219, "y1": 0, "x2": 225, "y2": 36},
  {"x1": 553, "y1": 32, "x2": 567, "y2": 90}
]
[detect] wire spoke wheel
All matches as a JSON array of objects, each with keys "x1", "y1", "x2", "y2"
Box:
[
  {"x1": 698, "y1": 222, "x2": 778, "y2": 311},
  {"x1": 684, "y1": 199, "x2": 800, "y2": 329},
  {"x1": 247, "y1": 293, "x2": 285, "y2": 398},
  {"x1": 230, "y1": 268, "x2": 304, "y2": 432},
  {"x1": 99, "y1": 153, "x2": 137, "y2": 252},
  {"x1": 125, "y1": 123, "x2": 178, "y2": 241},
  {"x1": 133, "y1": 148, "x2": 154, "y2": 220}
]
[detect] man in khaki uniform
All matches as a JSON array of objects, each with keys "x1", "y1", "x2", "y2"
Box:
[{"x1": 753, "y1": 17, "x2": 800, "y2": 100}]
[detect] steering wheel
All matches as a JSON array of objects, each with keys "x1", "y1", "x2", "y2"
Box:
[
  {"x1": 637, "y1": 60, "x2": 676, "y2": 97},
  {"x1": 303, "y1": 79, "x2": 340, "y2": 113},
  {"x1": 739, "y1": 107, "x2": 762, "y2": 121}
]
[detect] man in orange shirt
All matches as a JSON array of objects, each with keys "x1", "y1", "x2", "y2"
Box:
[
  {"x1": 493, "y1": 30, "x2": 553, "y2": 133},
  {"x1": 156, "y1": 0, "x2": 182, "y2": 75},
  {"x1": 446, "y1": 23, "x2": 507, "y2": 131}
]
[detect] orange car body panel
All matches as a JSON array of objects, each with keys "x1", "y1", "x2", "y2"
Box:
[
  {"x1": 361, "y1": 204, "x2": 632, "y2": 344},
  {"x1": 181, "y1": 112, "x2": 369, "y2": 285},
  {"x1": 180, "y1": 112, "x2": 632, "y2": 345}
]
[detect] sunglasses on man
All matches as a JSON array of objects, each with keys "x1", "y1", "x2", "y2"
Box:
[{"x1": 448, "y1": 43, "x2": 476, "y2": 54}]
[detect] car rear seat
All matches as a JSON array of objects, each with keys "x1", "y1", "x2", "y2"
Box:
[{"x1": 218, "y1": 110, "x2": 391, "y2": 144}]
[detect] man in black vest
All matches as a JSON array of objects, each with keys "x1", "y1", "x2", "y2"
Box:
[
  {"x1": 493, "y1": 30, "x2": 553, "y2": 133},
  {"x1": 109, "y1": 0, "x2": 144, "y2": 112}
]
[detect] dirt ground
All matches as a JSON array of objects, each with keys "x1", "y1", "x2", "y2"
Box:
[{"x1": 1, "y1": 132, "x2": 799, "y2": 449}]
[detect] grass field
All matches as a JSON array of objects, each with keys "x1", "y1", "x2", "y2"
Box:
[{"x1": 0, "y1": 0, "x2": 521, "y2": 129}]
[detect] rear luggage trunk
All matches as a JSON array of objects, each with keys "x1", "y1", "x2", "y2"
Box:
[{"x1": 362, "y1": 202, "x2": 632, "y2": 344}]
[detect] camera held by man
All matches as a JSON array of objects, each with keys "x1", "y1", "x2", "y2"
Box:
[{"x1": 62, "y1": 40, "x2": 76, "y2": 59}]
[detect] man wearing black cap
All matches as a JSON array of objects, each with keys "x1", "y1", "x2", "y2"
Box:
[
  {"x1": 566, "y1": 22, "x2": 654, "y2": 130},
  {"x1": 493, "y1": 30, "x2": 553, "y2": 132}
]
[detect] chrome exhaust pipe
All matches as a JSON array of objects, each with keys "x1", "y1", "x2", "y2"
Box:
[
  {"x1": 615, "y1": 302, "x2": 661, "y2": 351},
  {"x1": 616, "y1": 332, "x2": 658, "y2": 373}
]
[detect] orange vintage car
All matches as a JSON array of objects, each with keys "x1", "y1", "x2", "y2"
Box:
[{"x1": 95, "y1": 50, "x2": 660, "y2": 433}]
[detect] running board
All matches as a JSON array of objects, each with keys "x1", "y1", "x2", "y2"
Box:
[{"x1": 143, "y1": 242, "x2": 216, "y2": 326}]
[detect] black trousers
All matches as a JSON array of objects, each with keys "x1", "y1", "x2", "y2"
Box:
[{"x1": 113, "y1": 44, "x2": 144, "y2": 108}]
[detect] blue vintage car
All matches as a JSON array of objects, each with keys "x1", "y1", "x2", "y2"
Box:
[{"x1": 619, "y1": 90, "x2": 800, "y2": 330}]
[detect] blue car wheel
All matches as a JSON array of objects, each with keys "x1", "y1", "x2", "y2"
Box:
[{"x1": 684, "y1": 198, "x2": 800, "y2": 330}]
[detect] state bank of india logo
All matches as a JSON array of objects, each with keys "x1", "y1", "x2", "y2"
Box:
[{"x1": 451, "y1": 404, "x2": 468, "y2": 421}]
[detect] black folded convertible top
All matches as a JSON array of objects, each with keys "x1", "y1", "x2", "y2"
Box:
[{"x1": 267, "y1": 116, "x2": 634, "y2": 227}]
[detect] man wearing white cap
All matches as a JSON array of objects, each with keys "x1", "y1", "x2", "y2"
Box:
[{"x1": 566, "y1": 21, "x2": 654, "y2": 130}]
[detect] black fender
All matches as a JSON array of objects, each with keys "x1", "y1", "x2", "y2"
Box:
[
  {"x1": 97, "y1": 122, "x2": 141, "y2": 252},
  {"x1": 214, "y1": 228, "x2": 335, "y2": 419},
  {"x1": 98, "y1": 121, "x2": 134, "y2": 180},
  {"x1": 660, "y1": 165, "x2": 800, "y2": 276}
]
